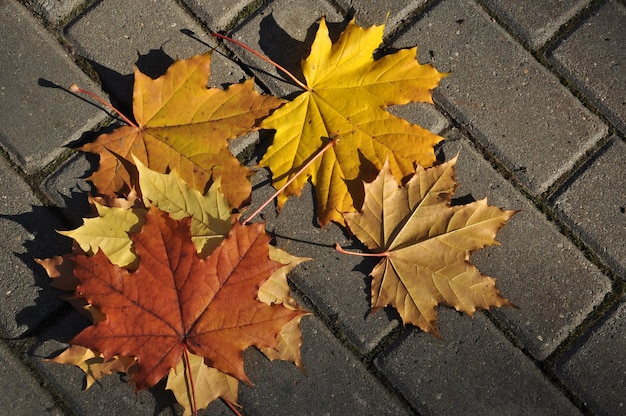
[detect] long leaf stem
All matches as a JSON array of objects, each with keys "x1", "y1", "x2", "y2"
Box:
[
  {"x1": 334, "y1": 243, "x2": 389, "y2": 257},
  {"x1": 69, "y1": 84, "x2": 138, "y2": 128},
  {"x1": 211, "y1": 32, "x2": 309, "y2": 91},
  {"x1": 182, "y1": 346, "x2": 198, "y2": 416},
  {"x1": 242, "y1": 138, "x2": 338, "y2": 225}
]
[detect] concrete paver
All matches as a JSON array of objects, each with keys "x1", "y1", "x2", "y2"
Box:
[
  {"x1": 64, "y1": 0, "x2": 247, "y2": 110},
  {"x1": 0, "y1": 158, "x2": 66, "y2": 338},
  {"x1": 0, "y1": 0, "x2": 106, "y2": 174},
  {"x1": 479, "y1": 0, "x2": 592, "y2": 50},
  {"x1": 440, "y1": 135, "x2": 611, "y2": 360},
  {"x1": 375, "y1": 309, "x2": 581, "y2": 416},
  {"x1": 395, "y1": 0, "x2": 607, "y2": 195},
  {"x1": 556, "y1": 297, "x2": 626, "y2": 416},
  {"x1": 548, "y1": 0, "x2": 626, "y2": 135},
  {"x1": 0, "y1": 342, "x2": 63, "y2": 415},
  {"x1": 552, "y1": 136, "x2": 626, "y2": 277}
]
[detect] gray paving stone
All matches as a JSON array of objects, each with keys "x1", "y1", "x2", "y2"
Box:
[
  {"x1": 375, "y1": 309, "x2": 582, "y2": 416},
  {"x1": 0, "y1": 158, "x2": 66, "y2": 338},
  {"x1": 549, "y1": 0, "x2": 626, "y2": 135},
  {"x1": 230, "y1": 0, "x2": 343, "y2": 97},
  {"x1": 41, "y1": 152, "x2": 93, "y2": 215},
  {"x1": 0, "y1": 0, "x2": 106, "y2": 174},
  {"x1": 440, "y1": 134, "x2": 611, "y2": 360},
  {"x1": 394, "y1": 0, "x2": 607, "y2": 195},
  {"x1": 0, "y1": 341, "x2": 63, "y2": 415},
  {"x1": 181, "y1": 0, "x2": 257, "y2": 31},
  {"x1": 552, "y1": 136, "x2": 626, "y2": 277},
  {"x1": 478, "y1": 0, "x2": 591, "y2": 50},
  {"x1": 64, "y1": 0, "x2": 248, "y2": 109},
  {"x1": 246, "y1": 168, "x2": 400, "y2": 354},
  {"x1": 333, "y1": 0, "x2": 428, "y2": 34},
  {"x1": 24, "y1": 0, "x2": 86, "y2": 23},
  {"x1": 236, "y1": 316, "x2": 412, "y2": 415},
  {"x1": 555, "y1": 297, "x2": 626, "y2": 416}
]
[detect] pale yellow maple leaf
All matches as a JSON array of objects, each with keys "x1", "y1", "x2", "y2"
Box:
[{"x1": 343, "y1": 157, "x2": 516, "y2": 336}]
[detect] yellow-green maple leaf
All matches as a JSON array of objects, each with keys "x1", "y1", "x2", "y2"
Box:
[
  {"x1": 59, "y1": 200, "x2": 145, "y2": 268},
  {"x1": 260, "y1": 18, "x2": 446, "y2": 225},
  {"x1": 81, "y1": 52, "x2": 284, "y2": 208},
  {"x1": 343, "y1": 157, "x2": 516, "y2": 336},
  {"x1": 135, "y1": 157, "x2": 232, "y2": 257}
]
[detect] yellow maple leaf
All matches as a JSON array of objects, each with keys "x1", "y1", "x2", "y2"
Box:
[
  {"x1": 260, "y1": 18, "x2": 446, "y2": 225},
  {"x1": 58, "y1": 199, "x2": 145, "y2": 268},
  {"x1": 81, "y1": 52, "x2": 285, "y2": 208},
  {"x1": 342, "y1": 157, "x2": 516, "y2": 336}
]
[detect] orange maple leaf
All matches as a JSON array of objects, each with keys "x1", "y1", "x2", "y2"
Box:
[
  {"x1": 69, "y1": 207, "x2": 304, "y2": 389},
  {"x1": 342, "y1": 157, "x2": 516, "y2": 336},
  {"x1": 81, "y1": 52, "x2": 284, "y2": 208}
]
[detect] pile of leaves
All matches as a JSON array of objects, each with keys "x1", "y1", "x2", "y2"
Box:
[{"x1": 35, "y1": 18, "x2": 515, "y2": 415}]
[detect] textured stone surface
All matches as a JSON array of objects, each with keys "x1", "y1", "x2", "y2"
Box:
[
  {"x1": 0, "y1": 158, "x2": 66, "y2": 337},
  {"x1": 0, "y1": 342, "x2": 63, "y2": 415},
  {"x1": 556, "y1": 297, "x2": 626, "y2": 416},
  {"x1": 439, "y1": 135, "x2": 611, "y2": 360},
  {"x1": 376, "y1": 309, "x2": 581, "y2": 416},
  {"x1": 230, "y1": 0, "x2": 343, "y2": 96},
  {"x1": 24, "y1": 0, "x2": 86, "y2": 23},
  {"x1": 479, "y1": 0, "x2": 591, "y2": 49},
  {"x1": 395, "y1": 0, "x2": 607, "y2": 195},
  {"x1": 333, "y1": 0, "x2": 428, "y2": 33},
  {"x1": 0, "y1": 0, "x2": 106, "y2": 173},
  {"x1": 549, "y1": 0, "x2": 626, "y2": 135},
  {"x1": 237, "y1": 317, "x2": 412, "y2": 414},
  {"x1": 247, "y1": 168, "x2": 400, "y2": 354},
  {"x1": 64, "y1": 0, "x2": 248, "y2": 110},
  {"x1": 182, "y1": 0, "x2": 257, "y2": 31},
  {"x1": 552, "y1": 137, "x2": 626, "y2": 277}
]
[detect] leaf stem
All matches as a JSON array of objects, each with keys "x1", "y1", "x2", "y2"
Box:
[
  {"x1": 223, "y1": 399, "x2": 243, "y2": 416},
  {"x1": 242, "y1": 138, "x2": 338, "y2": 225},
  {"x1": 69, "y1": 84, "x2": 138, "y2": 128},
  {"x1": 334, "y1": 243, "x2": 389, "y2": 257},
  {"x1": 182, "y1": 346, "x2": 198, "y2": 416},
  {"x1": 211, "y1": 32, "x2": 309, "y2": 91}
]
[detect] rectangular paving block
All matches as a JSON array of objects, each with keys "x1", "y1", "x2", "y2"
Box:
[
  {"x1": 0, "y1": 341, "x2": 63, "y2": 415},
  {"x1": 555, "y1": 297, "x2": 626, "y2": 416},
  {"x1": 478, "y1": 0, "x2": 591, "y2": 49},
  {"x1": 394, "y1": 0, "x2": 607, "y2": 195},
  {"x1": 0, "y1": 0, "x2": 106, "y2": 174},
  {"x1": 25, "y1": 0, "x2": 85, "y2": 23},
  {"x1": 236, "y1": 316, "x2": 413, "y2": 415},
  {"x1": 548, "y1": 0, "x2": 626, "y2": 136},
  {"x1": 375, "y1": 308, "x2": 581, "y2": 416},
  {"x1": 63, "y1": 0, "x2": 249, "y2": 110},
  {"x1": 246, "y1": 168, "x2": 400, "y2": 355},
  {"x1": 0, "y1": 158, "x2": 67, "y2": 338},
  {"x1": 230, "y1": 0, "x2": 343, "y2": 97},
  {"x1": 552, "y1": 136, "x2": 626, "y2": 277},
  {"x1": 181, "y1": 0, "x2": 258, "y2": 31},
  {"x1": 333, "y1": 0, "x2": 428, "y2": 34},
  {"x1": 375, "y1": 309, "x2": 581, "y2": 415},
  {"x1": 440, "y1": 134, "x2": 611, "y2": 360}
]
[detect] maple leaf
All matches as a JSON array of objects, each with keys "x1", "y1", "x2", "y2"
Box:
[
  {"x1": 342, "y1": 157, "x2": 516, "y2": 336},
  {"x1": 166, "y1": 351, "x2": 239, "y2": 416},
  {"x1": 58, "y1": 198, "x2": 145, "y2": 268},
  {"x1": 135, "y1": 157, "x2": 232, "y2": 257},
  {"x1": 259, "y1": 18, "x2": 446, "y2": 225},
  {"x1": 81, "y1": 52, "x2": 284, "y2": 208},
  {"x1": 69, "y1": 207, "x2": 304, "y2": 389}
]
